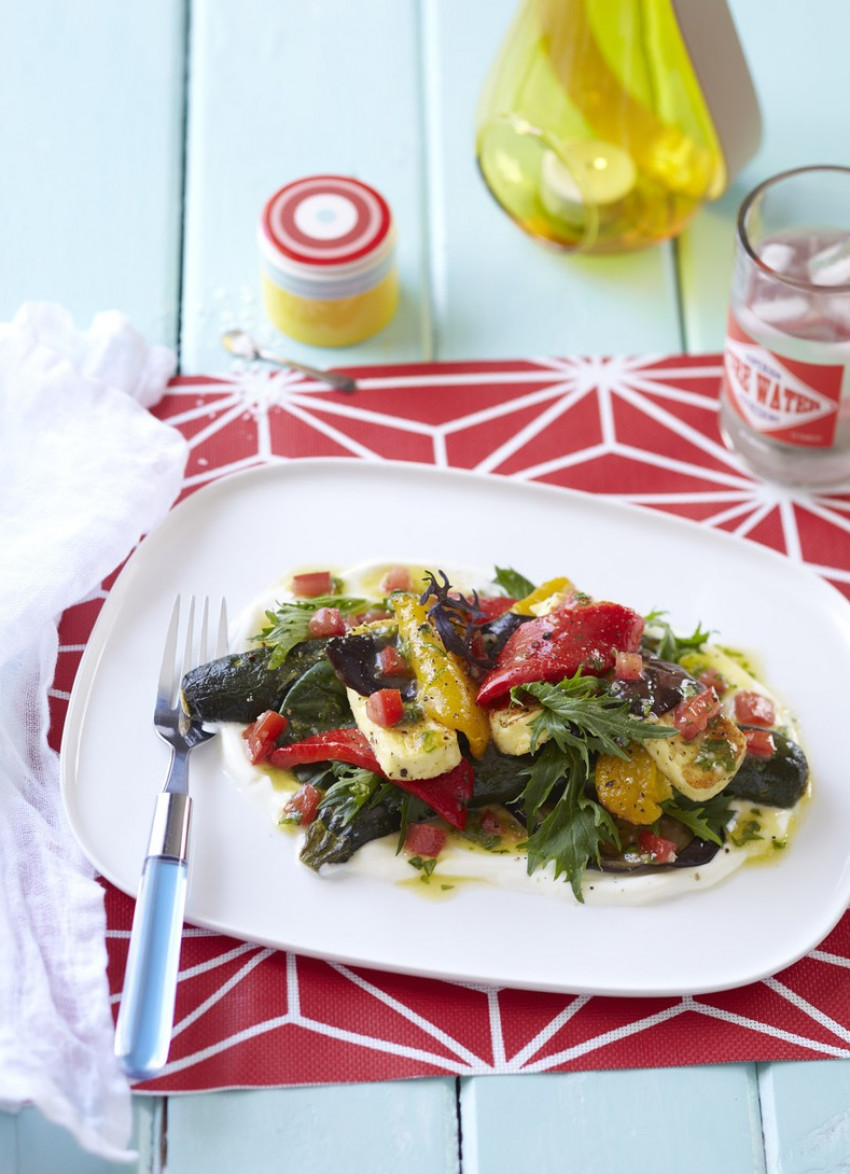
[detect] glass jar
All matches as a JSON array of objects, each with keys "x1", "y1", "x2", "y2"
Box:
[
  {"x1": 259, "y1": 175, "x2": 399, "y2": 347},
  {"x1": 720, "y1": 166, "x2": 850, "y2": 489}
]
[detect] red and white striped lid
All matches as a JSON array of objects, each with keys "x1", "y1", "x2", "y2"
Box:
[{"x1": 260, "y1": 175, "x2": 394, "y2": 273}]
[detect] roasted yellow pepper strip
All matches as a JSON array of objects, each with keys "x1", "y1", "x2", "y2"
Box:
[
  {"x1": 392, "y1": 593, "x2": 490, "y2": 758},
  {"x1": 512, "y1": 576, "x2": 574, "y2": 616},
  {"x1": 594, "y1": 745, "x2": 673, "y2": 825}
]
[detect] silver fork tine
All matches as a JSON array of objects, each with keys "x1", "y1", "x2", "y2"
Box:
[
  {"x1": 115, "y1": 592, "x2": 227, "y2": 1082},
  {"x1": 180, "y1": 597, "x2": 197, "y2": 700},
  {"x1": 158, "y1": 597, "x2": 181, "y2": 709},
  {"x1": 215, "y1": 598, "x2": 228, "y2": 659},
  {"x1": 197, "y1": 597, "x2": 210, "y2": 669}
]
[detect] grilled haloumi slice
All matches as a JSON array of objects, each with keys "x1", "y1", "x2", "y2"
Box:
[
  {"x1": 346, "y1": 688, "x2": 461, "y2": 780},
  {"x1": 644, "y1": 709, "x2": 746, "y2": 802},
  {"x1": 488, "y1": 700, "x2": 550, "y2": 756}
]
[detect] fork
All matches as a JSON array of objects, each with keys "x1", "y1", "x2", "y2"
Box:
[{"x1": 114, "y1": 596, "x2": 228, "y2": 1080}]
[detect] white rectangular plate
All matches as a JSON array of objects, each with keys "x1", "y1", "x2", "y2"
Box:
[{"x1": 60, "y1": 460, "x2": 850, "y2": 996}]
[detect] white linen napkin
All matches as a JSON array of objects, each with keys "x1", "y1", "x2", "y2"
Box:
[{"x1": 0, "y1": 304, "x2": 188, "y2": 1159}]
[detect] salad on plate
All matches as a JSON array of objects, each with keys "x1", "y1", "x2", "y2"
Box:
[{"x1": 182, "y1": 561, "x2": 810, "y2": 904}]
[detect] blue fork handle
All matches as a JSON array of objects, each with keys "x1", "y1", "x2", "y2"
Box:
[{"x1": 115, "y1": 794, "x2": 191, "y2": 1080}]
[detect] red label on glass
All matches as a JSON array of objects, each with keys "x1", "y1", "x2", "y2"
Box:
[{"x1": 722, "y1": 313, "x2": 846, "y2": 447}]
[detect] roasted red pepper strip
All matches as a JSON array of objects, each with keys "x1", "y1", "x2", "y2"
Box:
[
  {"x1": 475, "y1": 596, "x2": 516, "y2": 621},
  {"x1": 476, "y1": 599, "x2": 645, "y2": 706},
  {"x1": 267, "y1": 727, "x2": 382, "y2": 774},
  {"x1": 392, "y1": 759, "x2": 474, "y2": 831},
  {"x1": 267, "y1": 728, "x2": 474, "y2": 829}
]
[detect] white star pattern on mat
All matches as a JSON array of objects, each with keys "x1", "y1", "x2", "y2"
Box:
[{"x1": 102, "y1": 936, "x2": 850, "y2": 1082}]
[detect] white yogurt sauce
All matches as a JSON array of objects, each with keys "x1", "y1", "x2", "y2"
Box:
[{"x1": 218, "y1": 560, "x2": 806, "y2": 907}]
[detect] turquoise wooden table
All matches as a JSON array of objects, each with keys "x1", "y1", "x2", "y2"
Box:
[{"x1": 3, "y1": 2, "x2": 850, "y2": 1170}]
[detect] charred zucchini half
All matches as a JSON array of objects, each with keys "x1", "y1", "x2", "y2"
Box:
[
  {"x1": 724, "y1": 728, "x2": 809, "y2": 808},
  {"x1": 182, "y1": 639, "x2": 328, "y2": 724}
]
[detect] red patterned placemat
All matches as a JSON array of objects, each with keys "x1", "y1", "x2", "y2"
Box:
[{"x1": 53, "y1": 355, "x2": 850, "y2": 1091}]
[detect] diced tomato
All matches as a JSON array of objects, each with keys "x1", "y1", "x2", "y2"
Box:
[
  {"x1": 365, "y1": 688, "x2": 405, "y2": 727},
  {"x1": 698, "y1": 669, "x2": 727, "y2": 695},
  {"x1": 404, "y1": 823, "x2": 447, "y2": 858},
  {"x1": 292, "y1": 571, "x2": 333, "y2": 598},
  {"x1": 242, "y1": 709, "x2": 287, "y2": 764},
  {"x1": 734, "y1": 690, "x2": 776, "y2": 727},
  {"x1": 378, "y1": 645, "x2": 410, "y2": 676},
  {"x1": 252, "y1": 709, "x2": 287, "y2": 741},
  {"x1": 477, "y1": 598, "x2": 645, "y2": 706},
  {"x1": 380, "y1": 566, "x2": 412, "y2": 593},
  {"x1": 614, "y1": 651, "x2": 643, "y2": 681},
  {"x1": 243, "y1": 729, "x2": 269, "y2": 765},
  {"x1": 745, "y1": 728, "x2": 776, "y2": 759},
  {"x1": 671, "y1": 689, "x2": 721, "y2": 741},
  {"x1": 638, "y1": 830, "x2": 678, "y2": 864},
  {"x1": 480, "y1": 810, "x2": 502, "y2": 835},
  {"x1": 308, "y1": 606, "x2": 345, "y2": 638},
  {"x1": 283, "y1": 782, "x2": 321, "y2": 826},
  {"x1": 475, "y1": 596, "x2": 516, "y2": 622}
]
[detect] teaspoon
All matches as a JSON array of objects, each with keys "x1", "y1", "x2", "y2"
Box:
[{"x1": 221, "y1": 329, "x2": 357, "y2": 393}]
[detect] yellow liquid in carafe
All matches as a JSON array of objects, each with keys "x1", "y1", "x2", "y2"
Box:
[{"x1": 476, "y1": 0, "x2": 726, "y2": 253}]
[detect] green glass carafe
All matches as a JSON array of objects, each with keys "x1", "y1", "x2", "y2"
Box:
[{"x1": 476, "y1": 0, "x2": 761, "y2": 253}]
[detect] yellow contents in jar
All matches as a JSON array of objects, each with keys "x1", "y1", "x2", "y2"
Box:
[{"x1": 261, "y1": 267, "x2": 399, "y2": 349}]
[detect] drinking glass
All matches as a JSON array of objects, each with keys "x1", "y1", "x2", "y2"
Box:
[{"x1": 720, "y1": 166, "x2": 850, "y2": 488}]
